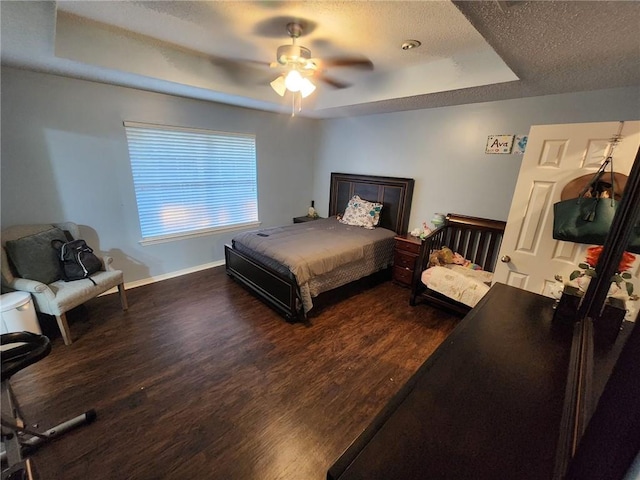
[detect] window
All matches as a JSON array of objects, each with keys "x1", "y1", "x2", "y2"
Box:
[{"x1": 124, "y1": 122, "x2": 258, "y2": 244}]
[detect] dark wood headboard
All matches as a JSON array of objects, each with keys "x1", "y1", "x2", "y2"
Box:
[{"x1": 328, "y1": 173, "x2": 415, "y2": 235}]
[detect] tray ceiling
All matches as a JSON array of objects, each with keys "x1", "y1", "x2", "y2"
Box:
[{"x1": 1, "y1": 1, "x2": 639, "y2": 118}]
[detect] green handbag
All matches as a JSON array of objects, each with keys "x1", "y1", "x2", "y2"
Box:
[
  {"x1": 553, "y1": 196, "x2": 640, "y2": 253},
  {"x1": 553, "y1": 157, "x2": 640, "y2": 253},
  {"x1": 553, "y1": 196, "x2": 617, "y2": 245}
]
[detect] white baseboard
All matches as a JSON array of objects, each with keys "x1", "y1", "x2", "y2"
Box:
[{"x1": 100, "y1": 260, "x2": 226, "y2": 296}]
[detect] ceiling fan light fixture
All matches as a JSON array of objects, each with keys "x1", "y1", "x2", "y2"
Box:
[
  {"x1": 299, "y1": 78, "x2": 316, "y2": 98},
  {"x1": 270, "y1": 75, "x2": 286, "y2": 96},
  {"x1": 284, "y1": 69, "x2": 304, "y2": 92},
  {"x1": 277, "y1": 44, "x2": 311, "y2": 66},
  {"x1": 271, "y1": 71, "x2": 315, "y2": 101}
]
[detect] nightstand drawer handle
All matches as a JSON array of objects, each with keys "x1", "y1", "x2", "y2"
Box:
[{"x1": 397, "y1": 257, "x2": 412, "y2": 268}]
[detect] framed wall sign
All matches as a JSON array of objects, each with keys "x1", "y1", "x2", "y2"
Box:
[
  {"x1": 513, "y1": 135, "x2": 528, "y2": 155},
  {"x1": 485, "y1": 135, "x2": 514, "y2": 154}
]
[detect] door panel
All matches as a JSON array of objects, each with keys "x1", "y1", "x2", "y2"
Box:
[{"x1": 516, "y1": 180, "x2": 553, "y2": 253}]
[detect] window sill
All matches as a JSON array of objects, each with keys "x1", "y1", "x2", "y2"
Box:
[{"x1": 138, "y1": 221, "x2": 261, "y2": 246}]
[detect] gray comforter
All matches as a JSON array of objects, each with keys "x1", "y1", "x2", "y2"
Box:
[{"x1": 232, "y1": 217, "x2": 396, "y2": 285}]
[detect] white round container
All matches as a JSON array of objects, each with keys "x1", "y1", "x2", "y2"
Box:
[{"x1": 1, "y1": 291, "x2": 42, "y2": 335}]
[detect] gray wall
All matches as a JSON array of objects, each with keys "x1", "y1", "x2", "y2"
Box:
[
  {"x1": 313, "y1": 87, "x2": 640, "y2": 232},
  {"x1": 1, "y1": 68, "x2": 318, "y2": 284},
  {"x1": 3, "y1": 66, "x2": 639, "y2": 286}
]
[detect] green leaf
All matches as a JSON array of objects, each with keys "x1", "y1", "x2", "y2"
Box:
[
  {"x1": 585, "y1": 269, "x2": 596, "y2": 277},
  {"x1": 622, "y1": 272, "x2": 632, "y2": 279},
  {"x1": 612, "y1": 274, "x2": 623, "y2": 284},
  {"x1": 626, "y1": 282, "x2": 634, "y2": 296},
  {"x1": 570, "y1": 271, "x2": 582, "y2": 281},
  {"x1": 578, "y1": 263, "x2": 590, "y2": 269}
]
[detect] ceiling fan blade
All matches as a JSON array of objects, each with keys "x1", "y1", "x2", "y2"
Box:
[
  {"x1": 316, "y1": 57, "x2": 374, "y2": 70},
  {"x1": 209, "y1": 57, "x2": 273, "y2": 85},
  {"x1": 241, "y1": 59, "x2": 272, "y2": 68},
  {"x1": 316, "y1": 74, "x2": 352, "y2": 89}
]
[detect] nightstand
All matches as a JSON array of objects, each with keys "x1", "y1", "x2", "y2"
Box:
[
  {"x1": 392, "y1": 234, "x2": 422, "y2": 287},
  {"x1": 293, "y1": 216, "x2": 322, "y2": 223}
]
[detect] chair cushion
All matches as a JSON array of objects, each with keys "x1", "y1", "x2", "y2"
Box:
[
  {"x1": 43, "y1": 270, "x2": 124, "y2": 315},
  {"x1": 5, "y1": 227, "x2": 68, "y2": 284}
]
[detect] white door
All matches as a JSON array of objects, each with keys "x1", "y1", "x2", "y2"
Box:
[{"x1": 493, "y1": 121, "x2": 640, "y2": 303}]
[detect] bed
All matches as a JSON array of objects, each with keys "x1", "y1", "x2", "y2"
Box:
[
  {"x1": 224, "y1": 173, "x2": 414, "y2": 321},
  {"x1": 409, "y1": 214, "x2": 506, "y2": 315}
]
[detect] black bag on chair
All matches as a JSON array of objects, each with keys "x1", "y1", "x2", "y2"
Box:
[{"x1": 51, "y1": 238, "x2": 102, "y2": 284}]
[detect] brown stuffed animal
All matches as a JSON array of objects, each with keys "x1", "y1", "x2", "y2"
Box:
[{"x1": 428, "y1": 246, "x2": 454, "y2": 267}]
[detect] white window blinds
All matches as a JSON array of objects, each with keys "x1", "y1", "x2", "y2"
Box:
[{"x1": 124, "y1": 122, "x2": 258, "y2": 243}]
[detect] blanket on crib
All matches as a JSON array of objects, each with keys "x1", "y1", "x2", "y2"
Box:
[{"x1": 421, "y1": 265, "x2": 493, "y2": 308}]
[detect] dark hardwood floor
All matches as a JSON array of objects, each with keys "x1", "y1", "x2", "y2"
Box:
[{"x1": 9, "y1": 266, "x2": 459, "y2": 480}]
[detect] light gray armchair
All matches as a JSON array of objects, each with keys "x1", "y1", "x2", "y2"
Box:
[{"x1": 1, "y1": 222, "x2": 127, "y2": 345}]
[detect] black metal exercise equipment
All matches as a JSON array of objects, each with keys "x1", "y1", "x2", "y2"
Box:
[{"x1": 1, "y1": 332, "x2": 96, "y2": 480}]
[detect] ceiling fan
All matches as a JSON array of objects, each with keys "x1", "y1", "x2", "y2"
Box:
[{"x1": 265, "y1": 22, "x2": 374, "y2": 100}]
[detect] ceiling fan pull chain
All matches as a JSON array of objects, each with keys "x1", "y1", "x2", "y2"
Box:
[{"x1": 290, "y1": 91, "x2": 303, "y2": 117}]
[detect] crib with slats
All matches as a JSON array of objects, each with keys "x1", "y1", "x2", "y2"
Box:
[{"x1": 409, "y1": 213, "x2": 506, "y2": 314}]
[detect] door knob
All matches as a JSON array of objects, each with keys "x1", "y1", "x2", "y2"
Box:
[{"x1": 501, "y1": 255, "x2": 511, "y2": 263}]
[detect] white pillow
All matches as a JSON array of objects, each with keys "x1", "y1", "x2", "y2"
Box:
[{"x1": 339, "y1": 195, "x2": 383, "y2": 229}]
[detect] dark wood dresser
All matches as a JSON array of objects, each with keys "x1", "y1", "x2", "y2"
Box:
[
  {"x1": 328, "y1": 283, "x2": 576, "y2": 480},
  {"x1": 392, "y1": 234, "x2": 422, "y2": 287}
]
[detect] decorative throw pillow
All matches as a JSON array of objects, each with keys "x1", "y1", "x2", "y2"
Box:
[
  {"x1": 5, "y1": 227, "x2": 68, "y2": 284},
  {"x1": 339, "y1": 195, "x2": 383, "y2": 230},
  {"x1": 368, "y1": 199, "x2": 383, "y2": 227}
]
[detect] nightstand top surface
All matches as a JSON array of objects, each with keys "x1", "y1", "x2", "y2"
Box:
[
  {"x1": 394, "y1": 233, "x2": 422, "y2": 244},
  {"x1": 293, "y1": 215, "x2": 323, "y2": 223}
]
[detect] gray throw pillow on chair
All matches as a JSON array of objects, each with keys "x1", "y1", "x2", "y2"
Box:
[{"x1": 5, "y1": 227, "x2": 69, "y2": 284}]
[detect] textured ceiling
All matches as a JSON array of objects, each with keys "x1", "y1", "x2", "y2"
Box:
[{"x1": 1, "y1": 1, "x2": 639, "y2": 119}]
